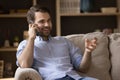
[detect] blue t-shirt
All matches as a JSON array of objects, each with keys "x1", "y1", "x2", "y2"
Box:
[{"x1": 16, "y1": 36, "x2": 83, "y2": 80}]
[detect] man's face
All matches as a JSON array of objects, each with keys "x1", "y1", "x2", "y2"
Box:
[{"x1": 34, "y1": 12, "x2": 52, "y2": 37}]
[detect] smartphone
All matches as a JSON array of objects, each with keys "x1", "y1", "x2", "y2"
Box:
[{"x1": 36, "y1": 29, "x2": 40, "y2": 36}]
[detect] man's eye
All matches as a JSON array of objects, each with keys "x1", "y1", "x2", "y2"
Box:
[{"x1": 39, "y1": 20, "x2": 45, "y2": 24}]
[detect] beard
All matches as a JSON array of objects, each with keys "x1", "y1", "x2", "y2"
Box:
[{"x1": 39, "y1": 26, "x2": 52, "y2": 37}]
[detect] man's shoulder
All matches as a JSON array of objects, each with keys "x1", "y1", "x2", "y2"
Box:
[
  {"x1": 52, "y1": 36, "x2": 72, "y2": 44},
  {"x1": 53, "y1": 36, "x2": 68, "y2": 41},
  {"x1": 20, "y1": 39, "x2": 27, "y2": 44},
  {"x1": 18, "y1": 40, "x2": 27, "y2": 46}
]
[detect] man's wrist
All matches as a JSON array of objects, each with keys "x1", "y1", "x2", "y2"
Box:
[
  {"x1": 28, "y1": 37, "x2": 35, "y2": 41},
  {"x1": 84, "y1": 50, "x2": 92, "y2": 55}
]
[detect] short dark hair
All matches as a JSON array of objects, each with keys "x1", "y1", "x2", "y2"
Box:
[{"x1": 27, "y1": 5, "x2": 51, "y2": 24}]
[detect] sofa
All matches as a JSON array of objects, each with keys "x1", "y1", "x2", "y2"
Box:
[{"x1": 14, "y1": 32, "x2": 120, "y2": 80}]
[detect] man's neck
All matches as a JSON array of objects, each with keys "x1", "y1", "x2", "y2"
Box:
[{"x1": 41, "y1": 36, "x2": 49, "y2": 41}]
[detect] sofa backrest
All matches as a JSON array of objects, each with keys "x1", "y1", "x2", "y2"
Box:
[{"x1": 65, "y1": 32, "x2": 111, "y2": 80}]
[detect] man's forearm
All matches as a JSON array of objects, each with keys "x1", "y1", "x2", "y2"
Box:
[
  {"x1": 18, "y1": 38, "x2": 35, "y2": 68},
  {"x1": 78, "y1": 51, "x2": 91, "y2": 73},
  {"x1": 79, "y1": 38, "x2": 97, "y2": 73}
]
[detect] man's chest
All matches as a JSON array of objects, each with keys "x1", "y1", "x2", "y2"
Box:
[{"x1": 34, "y1": 42, "x2": 70, "y2": 59}]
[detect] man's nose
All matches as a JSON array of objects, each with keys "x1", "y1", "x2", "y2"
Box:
[{"x1": 44, "y1": 22, "x2": 49, "y2": 26}]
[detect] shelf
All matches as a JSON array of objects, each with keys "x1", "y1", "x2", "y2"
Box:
[
  {"x1": 0, "y1": 47, "x2": 17, "y2": 52},
  {"x1": 60, "y1": 12, "x2": 120, "y2": 16},
  {"x1": 0, "y1": 13, "x2": 26, "y2": 18},
  {"x1": 0, "y1": 78, "x2": 14, "y2": 80}
]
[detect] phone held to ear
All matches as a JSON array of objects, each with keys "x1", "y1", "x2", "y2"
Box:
[{"x1": 36, "y1": 29, "x2": 40, "y2": 36}]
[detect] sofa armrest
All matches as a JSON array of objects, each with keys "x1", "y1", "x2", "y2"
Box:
[{"x1": 14, "y1": 67, "x2": 42, "y2": 80}]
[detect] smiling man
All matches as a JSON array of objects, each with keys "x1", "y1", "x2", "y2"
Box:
[{"x1": 16, "y1": 5, "x2": 98, "y2": 80}]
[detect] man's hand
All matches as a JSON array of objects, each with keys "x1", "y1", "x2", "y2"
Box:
[
  {"x1": 85, "y1": 37, "x2": 97, "y2": 53},
  {"x1": 28, "y1": 24, "x2": 38, "y2": 39}
]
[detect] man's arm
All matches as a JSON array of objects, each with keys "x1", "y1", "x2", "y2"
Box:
[
  {"x1": 78, "y1": 38, "x2": 97, "y2": 73},
  {"x1": 17, "y1": 24, "x2": 37, "y2": 68}
]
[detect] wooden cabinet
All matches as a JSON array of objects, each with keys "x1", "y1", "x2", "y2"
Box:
[
  {"x1": 0, "y1": 0, "x2": 31, "y2": 77},
  {"x1": 56, "y1": 0, "x2": 120, "y2": 36},
  {"x1": 0, "y1": 17, "x2": 28, "y2": 47},
  {"x1": 0, "y1": 48, "x2": 17, "y2": 78},
  {"x1": 0, "y1": 13, "x2": 30, "y2": 78}
]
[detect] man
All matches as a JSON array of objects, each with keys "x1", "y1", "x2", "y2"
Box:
[{"x1": 16, "y1": 5, "x2": 98, "y2": 80}]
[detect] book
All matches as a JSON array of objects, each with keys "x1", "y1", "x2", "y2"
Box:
[{"x1": 60, "y1": 0, "x2": 80, "y2": 14}]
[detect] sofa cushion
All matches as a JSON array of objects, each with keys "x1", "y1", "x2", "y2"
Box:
[
  {"x1": 109, "y1": 33, "x2": 120, "y2": 80},
  {"x1": 65, "y1": 32, "x2": 111, "y2": 80}
]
